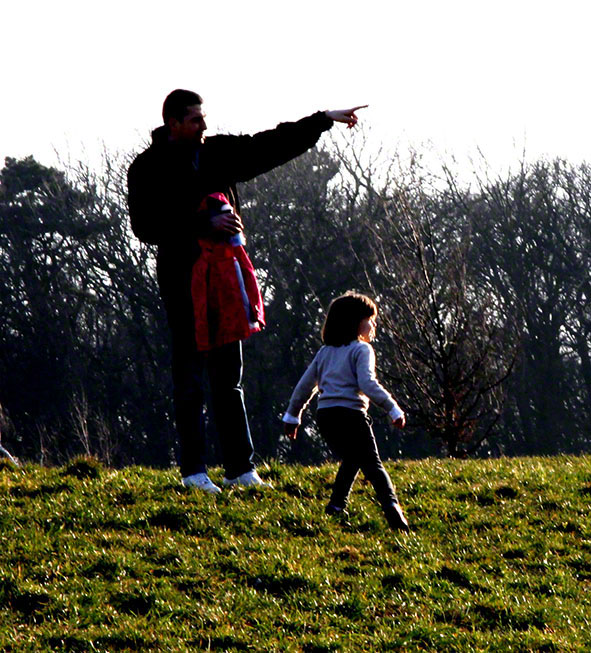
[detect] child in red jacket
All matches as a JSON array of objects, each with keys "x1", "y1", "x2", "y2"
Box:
[{"x1": 191, "y1": 192, "x2": 265, "y2": 351}]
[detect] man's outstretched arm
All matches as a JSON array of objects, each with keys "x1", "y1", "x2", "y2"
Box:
[{"x1": 206, "y1": 105, "x2": 368, "y2": 184}]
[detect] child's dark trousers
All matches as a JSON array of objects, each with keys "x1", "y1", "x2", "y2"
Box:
[{"x1": 316, "y1": 406, "x2": 399, "y2": 512}]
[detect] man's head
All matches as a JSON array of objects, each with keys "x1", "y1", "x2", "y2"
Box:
[{"x1": 162, "y1": 89, "x2": 207, "y2": 144}]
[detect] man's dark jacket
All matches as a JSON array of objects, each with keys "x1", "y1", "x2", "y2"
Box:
[
  {"x1": 127, "y1": 111, "x2": 333, "y2": 314},
  {"x1": 127, "y1": 111, "x2": 333, "y2": 256}
]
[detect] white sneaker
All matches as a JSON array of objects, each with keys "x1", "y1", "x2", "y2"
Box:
[
  {"x1": 222, "y1": 469, "x2": 272, "y2": 488},
  {"x1": 182, "y1": 473, "x2": 221, "y2": 494}
]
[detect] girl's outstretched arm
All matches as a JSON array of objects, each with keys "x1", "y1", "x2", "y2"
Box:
[
  {"x1": 284, "y1": 354, "x2": 320, "y2": 423},
  {"x1": 355, "y1": 342, "x2": 404, "y2": 419}
]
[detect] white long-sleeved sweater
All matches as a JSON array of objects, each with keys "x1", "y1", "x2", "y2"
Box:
[{"x1": 283, "y1": 340, "x2": 404, "y2": 424}]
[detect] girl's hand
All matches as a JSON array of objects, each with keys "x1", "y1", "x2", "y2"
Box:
[
  {"x1": 325, "y1": 105, "x2": 368, "y2": 129},
  {"x1": 284, "y1": 423, "x2": 298, "y2": 440},
  {"x1": 392, "y1": 415, "x2": 406, "y2": 429}
]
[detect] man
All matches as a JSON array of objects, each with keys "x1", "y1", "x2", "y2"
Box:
[{"x1": 127, "y1": 89, "x2": 366, "y2": 492}]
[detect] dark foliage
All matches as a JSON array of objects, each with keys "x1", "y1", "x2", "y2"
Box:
[{"x1": 0, "y1": 146, "x2": 590, "y2": 465}]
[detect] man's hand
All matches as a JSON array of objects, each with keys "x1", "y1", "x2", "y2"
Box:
[
  {"x1": 325, "y1": 105, "x2": 368, "y2": 129},
  {"x1": 392, "y1": 415, "x2": 406, "y2": 429},
  {"x1": 210, "y1": 211, "x2": 244, "y2": 234},
  {"x1": 284, "y1": 423, "x2": 298, "y2": 440}
]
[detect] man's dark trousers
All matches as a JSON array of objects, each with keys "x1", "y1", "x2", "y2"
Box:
[{"x1": 157, "y1": 251, "x2": 255, "y2": 480}]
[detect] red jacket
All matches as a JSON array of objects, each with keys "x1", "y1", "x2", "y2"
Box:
[{"x1": 191, "y1": 239, "x2": 265, "y2": 351}]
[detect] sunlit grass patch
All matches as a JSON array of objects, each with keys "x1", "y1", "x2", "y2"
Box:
[{"x1": 0, "y1": 455, "x2": 590, "y2": 650}]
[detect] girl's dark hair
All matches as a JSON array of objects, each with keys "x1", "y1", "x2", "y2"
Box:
[
  {"x1": 321, "y1": 292, "x2": 377, "y2": 346},
  {"x1": 162, "y1": 89, "x2": 204, "y2": 124}
]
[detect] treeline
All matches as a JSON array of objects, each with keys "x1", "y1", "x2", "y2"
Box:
[{"x1": 0, "y1": 141, "x2": 589, "y2": 466}]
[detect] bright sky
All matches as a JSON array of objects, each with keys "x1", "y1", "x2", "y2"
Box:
[{"x1": 3, "y1": 0, "x2": 591, "y2": 174}]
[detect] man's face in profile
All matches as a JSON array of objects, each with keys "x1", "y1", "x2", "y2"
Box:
[{"x1": 169, "y1": 104, "x2": 207, "y2": 144}]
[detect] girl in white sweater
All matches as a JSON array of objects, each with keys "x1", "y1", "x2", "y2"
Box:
[{"x1": 283, "y1": 292, "x2": 409, "y2": 533}]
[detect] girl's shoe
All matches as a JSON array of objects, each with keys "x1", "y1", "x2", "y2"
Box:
[
  {"x1": 325, "y1": 503, "x2": 348, "y2": 516},
  {"x1": 385, "y1": 503, "x2": 410, "y2": 533}
]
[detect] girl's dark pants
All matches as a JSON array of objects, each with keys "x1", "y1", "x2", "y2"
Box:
[{"x1": 316, "y1": 407, "x2": 399, "y2": 513}]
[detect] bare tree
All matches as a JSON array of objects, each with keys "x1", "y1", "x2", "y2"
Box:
[
  {"x1": 329, "y1": 140, "x2": 520, "y2": 456},
  {"x1": 0, "y1": 155, "x2": 172, "y2": 465},
  {"x1": 465, "y1": 158, "x2": 591, "y2": 453},
  {"x1": 2, "y1": 141, "x2": 589, "y2": 464},
  {"x1": 379, "y1": 196, "x2": 518, "y2": 456}
]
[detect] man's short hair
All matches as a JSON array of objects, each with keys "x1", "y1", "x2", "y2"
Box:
[{"x1": 162, "y1": 89, "x2": 204, "y2": 124}]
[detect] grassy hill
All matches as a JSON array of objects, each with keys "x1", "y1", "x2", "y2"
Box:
[{"x1": 1, "y1": 455, "x2": 590, "y2": 652}]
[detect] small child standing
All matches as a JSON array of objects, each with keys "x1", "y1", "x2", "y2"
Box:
[{"x1": 283, "y1": 291, "x2": 410, "y2": 533}]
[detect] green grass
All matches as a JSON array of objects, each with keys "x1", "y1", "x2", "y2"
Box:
[{"x1": 1, "y1": 455, "x2": 591, "y2": 651}]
